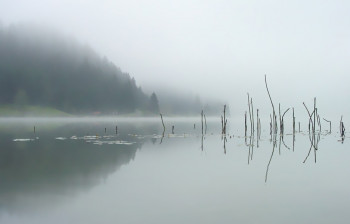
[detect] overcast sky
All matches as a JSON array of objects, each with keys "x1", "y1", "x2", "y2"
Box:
[{"x1": 1, "y1": 0, "x2": 349, "y2": 118}]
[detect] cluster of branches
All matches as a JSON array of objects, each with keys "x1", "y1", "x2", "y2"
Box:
[{"x1": 221, "y1": 105, "x2": 227, "y2": 135}]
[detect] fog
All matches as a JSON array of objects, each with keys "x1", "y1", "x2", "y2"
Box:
[{"x1": 1, "y1": 0, "x2": 349, "y2": 118}]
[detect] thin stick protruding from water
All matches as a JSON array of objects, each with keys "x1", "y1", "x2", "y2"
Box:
[
  {"x1": 160, "y1": 113, "x2": 165, "y2": 133},
  {"x1": 222, "y1": 105, "x2": 227, "y2": 135},
  {"x1": 292, "y1": 108, "x2": 295, "y2": 135},
  {"x1": 245, "y1": 111, "x2": 247, "y2": 137},
  {"x1": 281, "y1": 108, "x2": 290, "y2": 135},
  {"x1": 340, "y1": 116, "x2": 345, "y2": 138},
  {"x1": 247, "y1": 93, "x2": 252, "y2": 135},
  {"x1": 264, "y1": 75, "x2": 277, "y2": 135}
]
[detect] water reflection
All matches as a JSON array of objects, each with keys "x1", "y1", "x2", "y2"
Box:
[
  {"x1": 0, "y1": 117, "x2": 220, "y2": 214},
  {"x1": 245, "y1": 135, "x2": 254, "y2": 164},
  {"x1": 303, "y1": 131, "x2": 320, "y2": 163},
  {"x1": 220, "y1": 135, "x2": 228, "y2": 154},
  {"x1": 0, "y1": 117, "x2": 348, "y2": 219},
  {"x1": 263, "y1": 129, "x2": 341, "y2": 182},
  {"x1": 265, "y1": 136, "x2": 277, "y2": 183},
  {"x1": 0, "y1": 121, "x2": 160, "y2": 213},
  {"x1": 201, "y1": 134, "x2": 204, "y2": 151},
  {"x1": 281, "y1": 135, "x2": 291, "y2": 151}
]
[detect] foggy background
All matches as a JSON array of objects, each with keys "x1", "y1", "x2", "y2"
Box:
[{"x1": 0, "y1": 0, "x2": 349, "y2": 120}]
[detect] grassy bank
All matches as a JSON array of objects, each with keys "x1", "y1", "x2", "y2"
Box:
[{"x1": 0, "y1": 105, "x2": 71, "y2": 117}]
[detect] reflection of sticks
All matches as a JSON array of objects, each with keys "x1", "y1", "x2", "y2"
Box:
[
  {"x1": 303, "y1": 142, "x2": 313, "y2": 163},
  {"x1": 160, "y1": 131, "x2": 165, "y2": 144},
  {"x1": 204, "y1": 114, "x2": 207, "y2": 134},
  {"x1": 282, "y1": 137, "x2": 291, "y2": 150},
  {"x1": 223, "y1": 136, "x2": 227, "y2": 154},
  {"x1": 251, "y1": 136, "x2": 254, "y2": 161},
  {"x1": 303, "y1": 132, "x2": 320, "y2": 163},
  {"x1": 314, "y1": 143, "x2": 317, "y2": 163},
  {"x1": 265, "y1": 141, "x2": 276, "y2": 183},
  {"x1": 248, "y1": 146, "x2": 251, "y2": 164},
  {"x1": 258, "y1": 118, "x2": 261, "y2": 140},
  {"x1": 279, "y1": 135, "x2": 282, "y2": 155},
  {"x1": 293, "y1": 132, "x2": 295, "y2": 152},
  {"x1": 247, "y1": 135, "x2": 254, "y2": 164},
  {"x1": 201, "y1": 135, "x2": 204, "y2": 151}
]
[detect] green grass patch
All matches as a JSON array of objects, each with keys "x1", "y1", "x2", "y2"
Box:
[{"x1": 0, "y1": 105, "x2": 71, "y2": 117}]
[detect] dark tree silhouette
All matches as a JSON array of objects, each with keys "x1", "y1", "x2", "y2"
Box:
[
  {"x1": 0, "y1": 24, "x2": 159, "y2": 114},
  {"x1": 149, "y1": 92, "x2": 160, "y2": 113}
]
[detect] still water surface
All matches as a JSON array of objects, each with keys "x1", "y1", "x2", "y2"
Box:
[{"x1": 0, "y1": 117, "x2": 349, "y2": 224}]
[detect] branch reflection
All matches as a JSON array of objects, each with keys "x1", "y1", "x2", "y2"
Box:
[{"x1": 265, "y1": 134, "x2": 277, "y2": 182}]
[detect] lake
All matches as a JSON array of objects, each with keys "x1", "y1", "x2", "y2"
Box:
[{"x1": 0, "y1": 117, "x2": 349, "y2": 224}]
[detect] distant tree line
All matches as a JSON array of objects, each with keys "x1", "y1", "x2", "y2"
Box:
[{"x1": 0, "y1": 24, "x2": 159, "y2": 114}]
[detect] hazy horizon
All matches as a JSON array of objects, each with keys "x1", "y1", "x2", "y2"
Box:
[{"x1": 1, "y1": 0, "x2": 349, "y2": 119}]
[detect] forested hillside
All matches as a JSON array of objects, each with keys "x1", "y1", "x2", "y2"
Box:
[{"x1": 0, "y1": 24, "x2": 159, "y2": 114}]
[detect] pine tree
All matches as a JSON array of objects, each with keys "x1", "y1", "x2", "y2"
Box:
[{"x1": 149, "y1": 92, "x2": 160, "y2": 113}]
